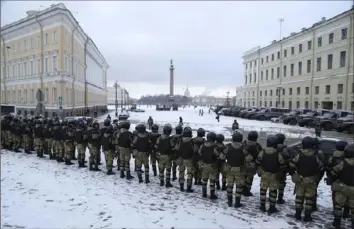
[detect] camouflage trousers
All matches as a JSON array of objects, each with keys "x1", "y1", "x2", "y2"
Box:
[
  {"x1": 1, "y1": 130, "x2": 5, "y2": 146},
  {"x1": 244, "y1": 166, "x2": 256, "y2": 191},
  {"x1": 216, "y1": 161, "x2": 227, "y2": 188},
  {"x1": 76, "y1": 143, "x2": 86, "y2": 161},
  {"x1": 44, "y1": 138, "x2": 53, "y2": 155},
  {"x1": 193, "y1": 160, "x2": 203, "y2": 184},
  {"x1": 260, "y1": 172, "x2": 279, "y2": 206},
  {"x1": 277, "y1": 171, "x2": 287, "y2": 199},
  {"x1": 119, "y1": 147, "x2": 131, "y2": 172},
  {"x1": 55, "y1": 141, "x2": 64, "y2": 159},
  {"x1": 159, "y1": 154, "x2": 173, "y2": 182},
  {"x1": 150, "y1": 150, "x2": 158, "y2": 170},
  {"x1": 35, "y1": 138, "x2": 44, "y2": 152},
  {"x1": 295, "y1": 177, "x2": 317, "y2": 212},
  {"x1": 226, "y1": 166, "x2": 245, "y2": 199},
  {"x1": 104, "y1": 149, "x2": 114, "y2": 170},
  {"x1": 23, "y1": 134, "x2": 33, "y2": 151},
  {"x1": 64, "y1": 140, "x2": 74, "y2": 160},
  {"x1": 333, "y1": 181, "x2": 354, "y2": 220},
  {"x1": 12, "y1": 134, "x2": 21, "y2": 150},
  {"x1": 6, "y1": 130, "x2": 12, "y2": 148},
  {"x1": 179, "y1": 159, "x2": 194, "y2": 185},
  {"x1": 201, "y1": 163, "x2": 217, "y2": 192},
  {"x1": 134, "y1": 151, "x2": 149, "y2": 177},
  {"x1": 88, "y1": 143, "x2": 100, "y2": 166},
  {"x1": 172, "y1": 157, "x2": 182, "y2": 179}
]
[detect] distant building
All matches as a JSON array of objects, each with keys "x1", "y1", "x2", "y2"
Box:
[
  {"x1": 192, "y1": 95, "x2": 227, "y2": 106},
  {"x1": 184, "y1": 86, "x2": 191, "y2": 97},
  {"x1": 107, "y1": 85, "x2": 130, "y2": 106}
]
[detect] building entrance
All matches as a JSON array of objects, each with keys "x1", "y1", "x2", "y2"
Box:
[{"x1": 321, "y1": 101, "x2": 333, "y2": 110}]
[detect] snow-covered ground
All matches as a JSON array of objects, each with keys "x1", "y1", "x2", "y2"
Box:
[{"x1": 2, "y1": 149, "x2": 342, "y2": 229}]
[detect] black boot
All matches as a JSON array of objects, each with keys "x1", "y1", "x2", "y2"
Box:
[
  {"x1": 260, "y1": 203, "x2": 266, "y2": 212},
  {"x1": 186, "y1": 185, "x2": 194, "y2": 193},
  {"x1": 351, "y1": 220, "x2": 354, "y2": 229},
  {"x1": 79, "y1": 160, "x2": 87, "y2": 168},
  {"x1": 180, "y1": 183, "x2": 184, "y2": 192},
  {"x1": 234, "y1": 197, "x2": 243, "y2": 208},
  {"x1": 242, "y1": 187, "x2": 253, "y2": 196},
  {"x1": 194, "y1": 179, "x2": 198, "y2": 185},
  {"x1": 210, "y1": 190, "x2": 218, "y2": 200},
  {"x1": 117, "y1": 165, "x2": 120, "y2": 171},
  {"x1": 312, "y1": 199, "x2": 318, "y2": 212},
  {"x1": 126, "y1": 171, "x2": 134, "y2": 180},
  {"x1": 160, "y1": 180, "x2": 165, "y2": 187},
  {"x1": 25, "y1": 150, "x2": 32, "y2": 154},
  {"x1": 343, "y1": 206, "x2": 349, "y2": 218},
  {"x1": 145, "y1": 175, "x2": 150, "y2": 184},
  {"x1": 37, "y1": 152, "x2": 41, "y2": 157},
  {"x1": 303, "y1": 211, "x2": 312, "y2": 222},
  {"x1": 138, "y1": 175, "x2": 143, "y2": 183},
  {"x1": 268, "y1": 205, "x2": 278, "y2": 214},
  {"x1": 277, "y1": 195, "x2": 285, "y2": 204},
  {"x1": 222, "y1": 182, "x2": 227, "y2": 191},
  {"x1": 107, "y1": 169, "x2": 115, "y2": 175},
  {"x1": 202, "y1": 187, "x2": 207, "y2": 198},
  {"x1": 89, "y1": 163, "x2": 94, "y2": 171},
  {"x1": 94, "y1": 165, "x2": 101, "y2": 171},
  {"x1": 227, "y1": 196, "x2": 232, "y2": 207},
  {"x1": 165, "y1": 180, "x2": 173, "y2": 188},
  {"x1": 120, "y1": 170, "x2": 125, "y2": 178},
  {"x1": 39, "y1": 151, "x2": 44, "y2": 158},
  {"x1": 332, "y1": 217, "x2": 341, "y2": 229},
  {"x1": 216, "y1": 181, "x2": 221, "y2": 190},
  {"x1": 65, "y1": 159, "x2": 73, "y2": 165},
  {"x1": 153, "y1": 166, "x2": 157, "y2": 176},
  {"x1": 57, "y1": 157, "x2": 64, "y2": 163},
  {"x1": 295, "y1": 208, "x2": 302, "y2": 221},
  {"x1": 172, "y1": 173, "x2": 177, "y2": 181}
]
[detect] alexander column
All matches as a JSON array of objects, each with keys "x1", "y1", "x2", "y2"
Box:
[{"x1": 169, "y1": 59, "x2": 174, "y2": 96}]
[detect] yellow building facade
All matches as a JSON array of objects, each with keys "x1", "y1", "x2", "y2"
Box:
[{"x1": 1, "y1": 3, "x2": 109, "y2": 117}]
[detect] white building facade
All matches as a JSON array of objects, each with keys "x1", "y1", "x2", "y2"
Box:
[
  {"x1": 238, "y1": 8, "x2": 354, "y2": 111},
  {"x1": 107, "y1": 85, "x2": 130, "y2": 106}
]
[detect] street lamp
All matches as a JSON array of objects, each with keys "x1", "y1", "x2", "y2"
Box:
[
  {"x1": 114, "y1": 81, "x2": 118, "y2": 117},
  {"x1": 278, "y1": 18, "x2": 284, "y2": 108},
  {"x1": 277, "y1": 86, "x2": 283, "y2": 107}
]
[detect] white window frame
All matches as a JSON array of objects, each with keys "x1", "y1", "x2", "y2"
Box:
[
  {"x1": 24, "y1": 89, "x2": 27, "y2": 103},
  {"x1": 17, "y1": 63, "x2": 21, "y2": 77},
  {"x1": 37, "y1": 59, "x2": 41, "y2": 74},
  {"x1": 52, "y1": 31, "x2": 57, "y2": 43},
  {"x1": 45, "y1": 88, "x2": 49, "y2": 103},
  {"x1": 30, "y1": 38, "x2": 33, "y2": 49},
  {"x1": 23, "y1": 40, "x2": 27, "y2": 51},
  {"x1": 44, "y1": 57, "x2": 48, "y2": 73},
  {"x1": 23, "y1": 62, "x2": 27, "y2": 77},
  {"x1": 30, "y1": 60, "x2": 34, "y2": 75},
  {"x1": 31, "y1": 89, "x2": 34, "y2": 103},
  {"x1": 52, "y1": 87, "x2": 57, "y2": 102},
  {"x1": 52, "y1": 56, "x2": 58, "y2": 72},
  {"x1": 12, "y1": 65, "x2": 15, "y2": 78},
  {"x1": 37, "y1": 35, "x2": 40, "y2": 48},
  {"x1": 44, "y1": 33, "x2": 48, "y2": 45},
  {"x1": 18, "y1": 90, "x2": 21, "y2": 103}
]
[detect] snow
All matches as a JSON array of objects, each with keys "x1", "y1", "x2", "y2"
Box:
[{"x1": 1, "y1": 149, "x2": 340, "y2": 229}]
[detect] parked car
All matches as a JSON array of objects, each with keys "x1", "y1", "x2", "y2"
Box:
[
  {"x1": 298, "y1": 109, "x2": 330, "y2": 127},
  {"x1": 240, "y1": 107, "x2": 259, "y2": 118},
  {"x1": 134, "y1": 109, "x2": 145, "y2": 112},
  {"x1": 245, "y1": 107, "x2": 264, "y2": 119},
  {"x1": 118, "y1": 111, "x2": 129, "y2": 120},
  {"x1": 336, "y1": 114, "x2": 354, "y2": 134},
  {"x1": 232, "y1": 107, "x2": 246, "y2": 117},
  {"x1": 156, "y1": 105, "x2": 165, "y2": 111},
  {"x1": 172, "y1": 104, "x2": 178, "y2": 111},
  {"x1": 253, "y1": 107, "x2": 290, "y2": 121},
  {"x1": 314, "y1": 110, "x2": 352, "y2": 131},
  {"x1": 218, "y1": 108, "x2": 229, "y2": 115},
  {"x1": 282, "y1": 108, "x2": 312, "y2": 125}
]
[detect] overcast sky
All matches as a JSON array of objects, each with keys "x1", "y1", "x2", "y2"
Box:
[{"x1": 1, "y1": 1, "x2": 352, "y2": 98}]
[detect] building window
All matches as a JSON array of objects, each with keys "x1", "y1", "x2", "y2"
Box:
[
  {"x1": 53, "y1": 56, "x2": 58, "y2": 72},
  {"x1": 12, "y1": 65, "x2": 15, "y2": 78},
  {"x1": 265, "y1": 90, "x2": 267, "y2": 96},
  {"x1": 30, "y1": 38, "x2": 33, "y2": 49},
  {"x1": 249, "y1": 74, "x2": 251, "y2": 84},
  {"x1": 315, "y1": 86, "x2": 319, "y2": 94},
  {"x1": 327, "y1": 54, "x2": 333, "y2": 69},
  {"x1": 37, "y1": 35, "x2": 41, "y2": 48},
  {"x1": 23, "y1": 62, "x2": 27, "y2": 77},
  {"x1": 52, "y1": 88, "x2": 57, "y2": 102},
  {"x1": 266, "y1": 56, "x2": 269, "y2": 63},
  {"x1": 289, "y1": 88, "x2": 292, "y2": 95},
  {"x1": 337, "y1": 101, "x2": 343, "y2": 109},
  {"x1": 30, "y1": 61, "x2": 33, "y2": 75},
  {"x1": 44, "y1": 33, "x2": 48, "y2": 45},
  {"x1": 290, "y1": 64, "x2": 294, "y2": 76},
  {"x1": 18, "y1": 90, "x2": 21, "y2": 103},
  {"x1": 253, "y1": 73, "x2": 256, "y2": 83},
  {"x1": 271, "y1": 68, "x2": 274, "y2": 79},
  {"x1": 260, "y1": 101, "x2": 262, "y2": 106},
  {"x1": 325, "y1": 85, "x2": 331, "y2": 94},
  {"x1": 316, "y1": 57, "x2": 321, "y2": 71},
  {"x1": 284, "y1": 49, "x2": 287, "y2": 58},
  {"x1": 340, "y1": 51, "x2": 346, "y2": 67},
  {"x1": 53, "y1": 31, "x2": 57, "y2": 43},
  {"x1": 245, "y1": 75, "x2": 247, "y2": 85},
  {"x1": 45, "y1": 88, "x2": 49, "y2": 103},
  {"x1": 291, "y1": 47, "x2": 294, "y2": 55},
  {"x1": 264, "y1": 101, "x2": 267, "y2": 107},
  {"x1": 250, "y1": 62, "x2": 252, "y2": 68},
  {"x1": 7, "y1": 66, "x2": 10, "y2": 78},
  {"x1": 261, "y1": 58, "x2": 264, "y2": 65},
  {"x1": 23, "y1": 40, "x2": 27, "y2": 51},
  {"x1": 314, "y1": 101, "x2": 319, "y2": 109},
  {"x1": 277, "y1": 51, "x2": 280, "y2": 59},
  {"x1": 266, "y1": 70, "x2": 268, "y2": 80},
  {"x1": 296, "y1": 101, "x2": 300, "y2": 109},
  {"x1": 24, "y1": 89, "x2": 27, "y2": 103},
  {"x1": 45, "y1": 58, "x2": 48, "y2": 73},
  {"x1": 329, "y1": 33, "x2": 334, "y2": 44},
  {"x1": 307, "y1": 40, "x2": 312, "y2": 50},
  {"x1": 30, "y1": 89, "x2": 34, "y2": 102},
  {"x1": 337, "y1": 84, "x2": 343, "y2": 94},
  {"x1": 18, "y1": 63, "x2": 21, "y2": 77},
  {"x1": 277, "y1": 67, "x2": 280, "y2": 78},
  {"x1": 341, "y1": 28, "x2": 347, "y2": 40},
  {"x1": 281, "y1": 101, "x2": 285, "y2": 108},
  {"x1": 305, "y1": 101, "x2": 309, "y2": 108},
  {"x1": 317, "y1": 37, "x2": 322, "y2": 47},
  {"x1": 289, "y1": 101, "x2": 292, "y2": 110},
  {"x1": 270, "y1": 101, "x2": 272, "y2": 107},
  {"x1": 298, "y1": 44, "x2": 302, "y2": 53},
  {"x1": 260, "y1": 91, "x2": 262, "y2": 96},
  {"x1": 298, "y1": 62, "x2": 302, "y2": 75},
  {"x1": 261, "y1": 71, "x2": 263, "y2": 81},
  {"x1": 297, "y1": 87, "x2": 300, "y2": 95},
  {"x1": 282, "y1": 88, "x2": 285, "y2": 95},
  {"x1": 37, "y1": 59, "x2": 41, "y2": 74},
  {"x1": 283, "y1": 65, "x2": 287, "y2": 77},
  {"x1": 270, "y1": 90, "x2": 273, "y2": 96},
  {"x1": 254, "y1": 60, "x2": 257, "y2": 67},
  {"x1": 307, "y1": 59, "x2": 311, "y2": 73},
  {"x1": 252, "y1": 91, "x2": 255, "y2": 97},
  {"x1": 305, "y1": 87, "x2": 309, "y2": 95}
]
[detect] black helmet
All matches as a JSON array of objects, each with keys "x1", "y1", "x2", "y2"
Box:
[
  {"x1": 232, "y1": 131, "x2": 243, "y2": 142},
  {"x1": 106, "y1": 126, "x2": 114, "y2": 134},
  {"x1": 136, "y1": 123, "x2": 146, "y2": 133},
  {"x1": 103, "y1": 119, "x2": 111, "y2": 127},
  {"x1": 197, "y1": 128, "x2": 205, "y2": 137},
  {"x1": 182, "y1": 126, "x2": 192, "y2": 137},
  {"x1": 92, "y1": 121, "x2": 99, "y2": 129},
  {"x1": 78, "y1": 120, "x2": 85, "y2": 129},
  {"x1": 344, "y1": 143, "x2": 354, "y2": 158},
  {"x1": 266, "y1": 135, "x2": 278, "y2": 148},
  {"x1": 163, "y1": 124, "x2": 172, "y2": 135},
  {"x1": 175, "y1": 124, "x2": 183, "y2": 134},
  {"x1": 248, "y1": 131, "x2": 258, "y2": 141},
  {"x1": 302, "y1": 136, "x2": 314, "y2": 149},
  {"x1": 122, "y1": 121, "x2": 130, "y2": 130},
  {"x1": 113, "y1": 119, "x2": 119, "y2": 124},
  {"x1": 216, "y1": 134, "x2": 225, "y2": 143},
  {"x1": 87, "y1": 117, "x2": 93, "y2": 125},
  {"x1": 275, "y1": 133, "x2": 286, "y2": 145},
  {"x1": 151, "y1": 124, "x2": 159, "y2": 133},
  {"x1": 206, "y1": 132, "x2": 216, "y2": 142},
  {"x1": 336, "y1": 140, "x2": 348, "y2": 151}
]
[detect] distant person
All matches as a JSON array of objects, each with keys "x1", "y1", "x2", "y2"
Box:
[
  {"x1": 147, "y1": 116, "x2": 154, "y2": 130},
  {"x1": 201, "y1": 110, "x2": 204, "y2": 116},
  {"x1": 232, "y1": 119, "x2": 239, "y2": 130},
  {"x1": 315, "y1": 123, "x2": 321, "y2": 137},
  {"x1": 216, "y1": 114, "x2": 220, "y2": 122},
  {"x1": 179, "y1": 116, "x2": 183, "y2": 126},
  {"x1": 107, "y1": 114, "x2": 111, "y2": 120}
]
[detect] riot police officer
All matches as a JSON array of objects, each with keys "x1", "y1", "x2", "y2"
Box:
[
  {"x1": 215, "y1": 134, "x2": 227, "y2": 191},
  {"x1": 193, "y1": 128, "x2": 206, "y2": 185},
  {"x1": 149, "y1": 124, "x2": 160, "y2": 176},
  {"x1": 171, "y1": 124, "x2": 183, "y2": 181}
]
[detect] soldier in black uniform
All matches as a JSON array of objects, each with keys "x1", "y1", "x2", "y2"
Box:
[
  {"x1": 53, "y1": 121, "x2": 64, "y2": 162},
  {"x1": 33, "y1": 119, "x2": 45, "y2": 158},
  {"x1": 193, "y1": 128, "x2": 206, "y2": 185},
  {"x1": 155, "y1": 124, "x2": 174, "y2": 187},
  {"x1": 149, "y1": 124, "x2": 160, "y2": 176},
  {"x1": 171, "y1": 124, "x2": 183, "y2": 181},
  {"x1": 215, "y1": 134, "x2": 227, "y2": 191},
  {"x1": 117, "y1": 121, "x2": 134, "y2": 179},
  {"x1": 43, "y1": 119, "x2": 54, "y2": 159},
  {"x1": 101, "y1": 126, "x2": 115, "y2": 175},
  {"x1": 275, "y1": 133, "x2": 290, "y2": 204},
  {"x1": 88, "y1": 121, "x2": 101, "y2": 171},
  {"x1": 198, "y1": 132, "x2": 219, "y2": 199},
  {"x1": 100, "y1": 119, "x2": 111, "y2": 165},
  {"x1": 23, "y1": 118, "x2": 33, "y2": 154},
  {"x1": 220, "y1": 131, "x2": 246, "y2": 208},
  {"x1": 75, "y1": 121, "x2": 87, "y2": 168},
  {"x1": 12, "y1": 117, "x2": 22, "y2": 152}
]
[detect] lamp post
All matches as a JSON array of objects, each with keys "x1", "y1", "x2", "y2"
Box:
[
  {"x1": 278, "y1": 18, "x2": 284, "y2": 108},
  {"x1": 114, "y1": 81, "x2": 118, "y2": 117},
  {"x1": 277, "y1": 86, "x2": 283, "y2": 107}
]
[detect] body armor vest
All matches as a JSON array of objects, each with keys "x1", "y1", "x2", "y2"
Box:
[
  {"x1": 226, "y1": 144, "x2": 244, "y2": 167},
  {"x1": 297, "y1": 151, "x2": 318, "y2": 177},
  {"x1": 201, "y1": 144, "x2": 216, "y2": 164},
  {"x1": 179, "y1": 138, "x2": 194, "y2": 160}
]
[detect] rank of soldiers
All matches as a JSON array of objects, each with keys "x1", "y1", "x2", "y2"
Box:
[{"x1": 1, "y1": 114, "x2": 353, "y2": 229}]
